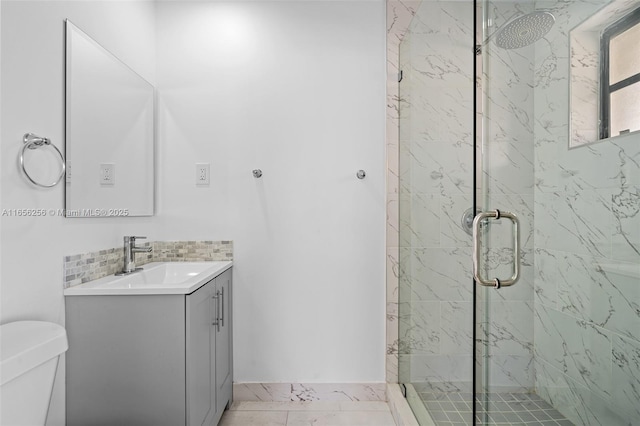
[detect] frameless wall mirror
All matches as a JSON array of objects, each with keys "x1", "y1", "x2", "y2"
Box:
[{"x1": 65, "y1": 20, "x2": 154, "y2": 217}]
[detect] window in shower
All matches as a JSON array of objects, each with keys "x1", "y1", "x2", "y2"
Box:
[{"x1": 600, "y1": 7, "x2": 640, "y2": 139}]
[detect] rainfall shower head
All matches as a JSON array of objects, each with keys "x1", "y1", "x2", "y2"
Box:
[{"x1": 494, "y1": 11, "x2": 555, "y2": 49}]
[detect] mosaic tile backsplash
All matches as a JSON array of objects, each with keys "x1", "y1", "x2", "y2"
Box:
[{"x1": 64, "y1": 241, "x2": 233, "y2": 288}]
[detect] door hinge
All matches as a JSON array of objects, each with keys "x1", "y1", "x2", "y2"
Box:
[{"x1": 398, "y1": 70, "x2": 403, "y2": 83}]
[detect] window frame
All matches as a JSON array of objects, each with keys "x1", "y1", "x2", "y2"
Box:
[{"x1": 599, "y1": 7, "x2": 640, "y2": 140}]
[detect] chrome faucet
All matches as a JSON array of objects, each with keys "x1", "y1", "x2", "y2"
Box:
[{"x1": 117, "y1": 236, "x2": 153, "y2": 275}]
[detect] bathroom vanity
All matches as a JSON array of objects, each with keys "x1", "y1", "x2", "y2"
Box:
[{"x1": 64, "y1": 262, "x2": 233, "y2": 426}]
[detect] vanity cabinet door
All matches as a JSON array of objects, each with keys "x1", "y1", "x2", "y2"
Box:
[
  {"x1": 215, "y1": 268, "x2": 233, "y2": 415},
  {"x1": 186, "y1": 279, "x2": 216, "y2": 426}
]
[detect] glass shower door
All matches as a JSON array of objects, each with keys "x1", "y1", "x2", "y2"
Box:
[
  {"x1": 476, "y1": 0, "x2": 640, "y2": 425},
  {"x1": 398, "y1": 0, "x2": 476, "y2": 423},
  {"x1": 399, "y1": 0, "x2": 640, "y2": 425}
]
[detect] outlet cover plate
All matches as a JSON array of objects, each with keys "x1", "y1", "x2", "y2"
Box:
[
  {"x1": 196, "y1": 163, "x2": 210, "y2": 186},
  {"x1": 100, "y1": 163, "x2": 115, "y2": 186}
]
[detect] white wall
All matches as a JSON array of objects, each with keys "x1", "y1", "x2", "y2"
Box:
[
  {"x1": 1, "y1": 2, "x2": 156, "y2": 424},
  {"x1": 1, "y1": 2, "x2": 386, "y2": 424},
  {"x1": 155, "y1": 0, "x2": 387, "y2": 382}
]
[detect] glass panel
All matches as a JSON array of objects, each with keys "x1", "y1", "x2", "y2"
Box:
[
  {"x1": 610, "y1": 21, "x2": 640, "y2": 84},
  {"x1": 478, "y1": 0, "x2": 640, "y2": 425},
  {"x1": 477, "y1": 1, "x2": 537, "y2": 423},
  {"x1": 610, "y1": 82, "x2": 640, "y2": 136},
  {"x1": 398, "y1": 0, "x2": 475, "y2": 424},
  {"x1": 399, "y1": 1, "x2": 640, "y2": 425}
]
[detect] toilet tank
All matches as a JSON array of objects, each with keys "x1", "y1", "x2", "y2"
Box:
[{"x1": 0, "y1": 321, "x2": 68, "y2": 426}]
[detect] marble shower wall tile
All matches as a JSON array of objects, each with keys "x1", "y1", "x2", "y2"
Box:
[
  {"x1": 439, "y1": 193, "x2": 472, "y2": 247},
  {"x1": 478, "y1": 3, "x2": 536, "y2": 393},
  {"x1": 484, "y1": 248, "x2": 534, "y2": 302},
  {"x1": 535, "y1": 359, "x2": 604, "y2": 426},
  {"x1": 397, "y1": 0, "x2": 536, "y2": 392},
  {"x1": 387, "y1": 194, "x2": 400, "y2": 248},
  {"x1": 386, "y1": 0, "x2": 419, "y2": 383},
  {"x1": 440, "y1": 301, "x2": 472, "y2": 355},
  {"x1": 399, "y1": 136, "x2": 474, "y2": 197},
  {"x1": 481, "y1": 300, "x2": 533, "y2": 357},
  {"x1": 386, "y1": 247, "x2": 400, "y2": 384},
  {"x1": 399, "y1": 193, "x2": 440, "y2": 248},
  {"x1": 611, "y1": 334, "x2": 640, "y2": 419},
  {"x1": 409, "y1": 0, "x2": 472, "y2": 37},
  {"x1": 533, "y1": 248, "x2": 558, "y2": 309},
  {"x1": 485, "y1": 354, "x2": 534, "y2": 392},
  {"x1": 535, "y1": 358, "x2": 639, "y2": 426},
  {"x1": 569, "y1": 30, "x2": 599, "y2": 148},
  {"x1": 398, "y1": 301, "x2": 440, "y2": 355},
  {"x1": 611, "y1": 184, "x2": 640, "y2": 263},
  {"x1": 399, "y1": 247, "x2": 473, "y2": 302},
  {"x1": 534, "y1": 188, "x2": 613, "y2": 258},
  {"x1": 400, "y1": 354, "x2": 472, "y2": 393},
  {"x1": 399, "y1": 78, "x2": 473, "y2": 144},
  {"x1": 482, "y1": 45, "x2": 535, "y2": 196},
  {"x1": 534, "y1": 14, "x2": 640, "y2": 416},
  {"x1": 591, "y1": 262, "x2": 640, "y2": 343},
  {"x1": 534, "y1": 303, "x2": 613, "y2": 399}
]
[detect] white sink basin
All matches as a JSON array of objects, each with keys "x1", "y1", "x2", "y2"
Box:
[{"x1": 63, "y1": 261, "x2": 232, "y2": 296}]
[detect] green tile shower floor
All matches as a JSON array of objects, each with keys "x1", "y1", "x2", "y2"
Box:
[{"x1": 419, "y1": 391, "x2": 574, "y2": 426}]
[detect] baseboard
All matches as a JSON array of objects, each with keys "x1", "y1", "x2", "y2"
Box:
[{"x1": 233, "y1": 383, "x2": 386, "y2": 402}]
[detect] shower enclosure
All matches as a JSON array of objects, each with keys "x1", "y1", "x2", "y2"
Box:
[{"x1": 397, "y1": 0, "x2": 640, "y2": 425}]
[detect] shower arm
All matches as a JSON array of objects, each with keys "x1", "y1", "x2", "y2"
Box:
[{"x1": 476, "y1": 12, "x2": 519, "y2": 51}]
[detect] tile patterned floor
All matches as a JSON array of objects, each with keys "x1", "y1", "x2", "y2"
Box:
[
  {"x1": 420, "y1": 392, "x2": 574, "y2": 426},
  {"x1": 219, "y1": 401, "x2": 397, "y2": 426}
]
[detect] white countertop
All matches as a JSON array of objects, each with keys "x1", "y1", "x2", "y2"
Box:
[{"x1": 64, "y1": 261, "x2": 233, "y2": 296}]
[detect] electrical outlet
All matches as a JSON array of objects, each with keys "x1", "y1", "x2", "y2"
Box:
[
  {"x1": 196, "y1": 163, "x2": 210, "y2": 186},
  {"x1": 100, "y1": 163, "x2": 115, "y2": 186}
]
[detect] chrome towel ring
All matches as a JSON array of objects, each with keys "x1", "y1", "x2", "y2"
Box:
[{"x1": 20, "y1": 133, "x2": 66, "y2": 188}]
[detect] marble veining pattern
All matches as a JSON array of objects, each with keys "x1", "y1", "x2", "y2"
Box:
[
  {"x1": 387, "y1": 0, "x2": 421, "y2": 384},
  {"x1": 233, "y1": 383, "x2": 387, "y2": 402},
  {"x1": 397, "y1": 0, "x2": 480, "y2": 392},
  {"x1": 534, "y1": 0, "x2": 640, "y2": 424},
  {"x1": 220, "y1": 400, "x2": 396, "y2": 426},
  {"x1": 391, "y1": 0, "x2": 638, "y2": 423}
]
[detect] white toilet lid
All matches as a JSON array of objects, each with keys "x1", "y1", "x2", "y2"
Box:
[{"x1": 0, "y1": 321, "x2": 68, "y2": 386}]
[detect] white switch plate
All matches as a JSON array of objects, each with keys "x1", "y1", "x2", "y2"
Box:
[
  {"x1": 196, "y1": 163, "x2": 210, "y2": 186},
  {"x1": 100, "y1": 163, "x2": 115, "y2": 186}
]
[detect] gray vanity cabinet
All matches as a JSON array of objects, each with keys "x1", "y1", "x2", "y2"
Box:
[
  {"x1": 186, "y1": 268, "x2": 233, "y2": 426},
  {"x1": 214, "y1": 269, "x2": 233, "y2": 414},
  {"x1": 66, "y1": 268, "x2": 233, "y2": 426}
]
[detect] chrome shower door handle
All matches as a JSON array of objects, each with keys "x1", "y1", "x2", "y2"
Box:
[{"x1": 472, "y1": 209, "x2": 520, "y2": 288}]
